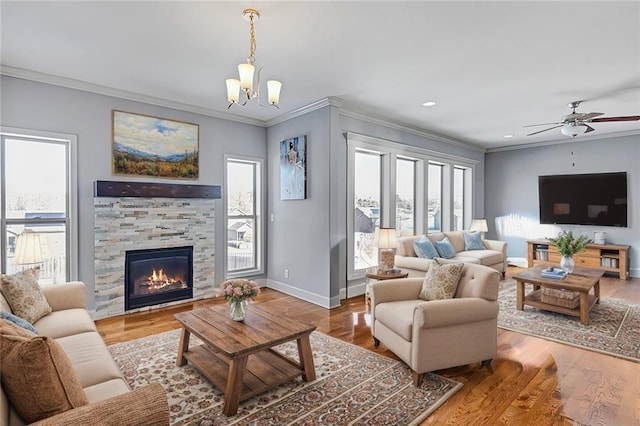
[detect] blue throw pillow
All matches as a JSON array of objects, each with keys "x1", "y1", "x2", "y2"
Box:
[
  {"x1": 463, "y1": 231, "x2": 485, "y2": 250},
  {"x1": 0, "y1": 310, "x2": 38, "y2": 334},
  {"x1": 413, "y1": 236, "x2": 438, "y2": 259},
  {"x1": 434, "y1": 237, "x2": 457, "y2": 259}
]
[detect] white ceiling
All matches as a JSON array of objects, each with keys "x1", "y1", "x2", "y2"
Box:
[{"x1": 1, "y1": 1, "x2": 639, "y2": 150}]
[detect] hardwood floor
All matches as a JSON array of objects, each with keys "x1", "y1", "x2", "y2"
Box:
[{"x1": 95, "y1": 267, "x2": 640, "y2": 425}]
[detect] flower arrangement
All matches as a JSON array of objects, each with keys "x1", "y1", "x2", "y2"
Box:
[
  {"x1": 549, "y1": 230, "x2": 592, "y2": 257},
  {"x1": 219, "y1": 279, "x2": 260, "y2": 303}
]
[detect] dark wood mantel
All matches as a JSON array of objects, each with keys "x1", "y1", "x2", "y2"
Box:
[{"x1": 94, "y1": 180, "x2": 221, "y2": 199}]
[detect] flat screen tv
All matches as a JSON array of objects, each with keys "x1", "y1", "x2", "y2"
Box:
[{"x1": 538, "y1": 172, "x2": 628, "y2": 227}]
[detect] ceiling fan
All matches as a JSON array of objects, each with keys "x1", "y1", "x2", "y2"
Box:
[{"x1": 525, "y1": 101, "x2": 640, "y2": 137}]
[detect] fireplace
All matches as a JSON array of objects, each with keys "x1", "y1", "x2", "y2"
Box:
[{"x1": 124, "y1": 246, "x2": 193, "y2": 311}]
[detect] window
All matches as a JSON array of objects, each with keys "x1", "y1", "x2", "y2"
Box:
[
  {"x1": 1, "y1": 129, "x2": 78, "y2": 284},
  {"x1": 453, "y1": 167, "x2": 465, "y2": 230},
  {"x1": 225, "y1": 157, "x2": 262, "y2": 275},
  {"x1": 428, "y1": 163, "x2": 443, "y2": 232},
  {"x1": 353, "y1": 150, "x2": 381, "y2": 271},
  {"x1": 396, "y1": 157, "x2": 415, "y2": 236}
]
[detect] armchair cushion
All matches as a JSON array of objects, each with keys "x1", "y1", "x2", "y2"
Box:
[
  {"x1": 0, "y1": 268, "x2": 52, "y2": 323},
  {"x1": 433, "y1": 237, "x2": 456, "y2": 259},
  {"x1": 419, "y1": 258, "x2": 463, "y2": 301}
]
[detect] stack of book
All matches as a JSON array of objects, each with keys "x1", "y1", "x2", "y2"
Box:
[{"x1": 540, "y1": 267, "x2": 567, "y2": 280}]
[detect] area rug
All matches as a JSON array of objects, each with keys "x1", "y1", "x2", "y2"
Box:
[
  {"x1": 108, "y1": 329, "x2": 462, "y2": 425},
  {"x1": 498, "y1": 279, "x2": 640, "y2": 362}
]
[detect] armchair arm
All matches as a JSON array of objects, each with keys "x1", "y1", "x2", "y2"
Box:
[
  {"x1": 414, "y1": 298, "x2": 498, "y2": 329},
  {"x1": 41, "y1": 281, "x2": 87, "y2": 311},
  {"x1": 370, "y1": 278, "x2": 422, "y2": 305},
  {"x1": 31, "y1": 383, "x2": 169, "y2": 426}
]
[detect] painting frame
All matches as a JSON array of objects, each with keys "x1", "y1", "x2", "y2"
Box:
[
  {"x1": 280, "y1": 135, "x2": 307, "y2": 200},
  {"x1": 112, "y1": 110, "x2": 199, "y2": 179}
]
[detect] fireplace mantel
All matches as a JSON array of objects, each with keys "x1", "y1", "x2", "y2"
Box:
[{"x1": 94, "y1": 180, "x2": 221, "y2": 199}]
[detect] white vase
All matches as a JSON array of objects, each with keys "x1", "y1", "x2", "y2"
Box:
[{"x1": 560, "y1": 255, "x2": 575, "y2": 274}]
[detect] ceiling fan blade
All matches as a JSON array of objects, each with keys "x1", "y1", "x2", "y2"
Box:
[
  {"x1": 585, "y1": 125, "x2": 595, "y2": 133},
  {"x1": 590, "y1": 115, "x2": 640, "y2": 122},
  {"x1": 579, "y1": 112, "x2": 604, "y2": 121},
  {"x1": 523, "y1": 122, "x2": 561, "y2": 128},
  {"x1": 526, "y1": 125, "x2": 563, "y2": 136}
]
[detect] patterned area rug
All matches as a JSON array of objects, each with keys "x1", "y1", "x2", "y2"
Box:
[
  {"x1": 498, "y1": 279, "x2": 640, "y2": 362},
  {"x1": 108, "y1": 329, "x2": 462, "y2": 425}
]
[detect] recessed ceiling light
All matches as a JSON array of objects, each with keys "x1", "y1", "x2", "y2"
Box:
[
  {"x1": 503, "y1": 134, "x2": 514, "y2": 138},
  {"x1": 422, "y1": 101, "x2": 437, "y2": 107}
]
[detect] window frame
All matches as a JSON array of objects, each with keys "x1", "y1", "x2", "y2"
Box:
[
  {"x1": 0, "y1": 126, "x2": 79, "y2": 283},
  {"x1": 223, "y1": 154, "x2": 264, "y2": 278}
]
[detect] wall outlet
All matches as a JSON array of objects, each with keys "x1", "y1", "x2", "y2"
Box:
[{"x1": 284, "y1": 269, "x2": 289, "y2": 279}]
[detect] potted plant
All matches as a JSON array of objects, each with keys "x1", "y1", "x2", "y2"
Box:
[{"x1": 549, "y1": 230, "x2": 592, "y2": 273}]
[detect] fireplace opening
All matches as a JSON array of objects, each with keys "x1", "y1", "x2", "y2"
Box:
[{"x1": 125, "y1": 246, "x2": 193, "y2": 311}]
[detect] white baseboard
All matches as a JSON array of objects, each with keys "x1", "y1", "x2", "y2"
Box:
[
  {"x1": 507, "y1": 257, "x2": 528, "y2": 267},
  {"x1": 266, "y1": 279, "x2": 340, "y2": 309}
]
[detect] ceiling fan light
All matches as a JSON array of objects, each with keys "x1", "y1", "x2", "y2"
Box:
[
  {"x1": 267, "y1": 80, "x2": 282, "y2": 105},
  {"x1": 226, "y1": 79, "x2": 240, "y2": 103},
  {"x1": 561, "y1": 123, "x2": 588, "y2": 137}
]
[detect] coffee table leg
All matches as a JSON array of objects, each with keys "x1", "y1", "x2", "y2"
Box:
[
  {"x1": 297, "y1": 334, "x2": 316, "y2": 382},
  {"x1": 223, "y1": 356, "x2": 248, "y2": 416},
  {"x1": 176, "y1": 328, "x2": 190, "y2": 367},
  {"x1": 579, "y1": 292, "x2": 589, "y2": 325},
  {"x1": 516, "y1": 280, "x2": 524, "y2": 310},
  {"x1": 594, "y1": 280, "x2": 600, "y2": 304}
]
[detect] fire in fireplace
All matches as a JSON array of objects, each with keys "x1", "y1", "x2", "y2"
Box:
[{"x1": 124, "y1": 246, "x2": 193, "y2": 311}]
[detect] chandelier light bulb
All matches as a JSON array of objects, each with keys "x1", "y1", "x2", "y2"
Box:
[
  {"x1": 267, "y1": 80, "x2": 282, "y2": 106},
  {"x1": 226, "y1": 79, "x2": 240, "y2": 104}
]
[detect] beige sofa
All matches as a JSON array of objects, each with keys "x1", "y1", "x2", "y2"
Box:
[
  {"x1": 395, "y1": 231, "x2": 507, "y2": 277},
  {"x1": 370, "y1": 262, "x2": 500, "y2": 385},
  {"x1": 1, "y1": 281, "x2": 169, "y2": 426}
]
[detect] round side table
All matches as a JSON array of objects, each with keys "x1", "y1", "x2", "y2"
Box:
[{"x1": 364, "y1": 267, "x2": 409, "y2": 307}]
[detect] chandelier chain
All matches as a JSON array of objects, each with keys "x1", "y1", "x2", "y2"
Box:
[{"x1": 247, "y1": 13, "x2": 256, "y2": 65}]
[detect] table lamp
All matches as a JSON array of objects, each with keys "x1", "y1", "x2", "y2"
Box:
[
  {"x1": 469, "y1": 219, "x2": 488, "y2": 239},
  {"x1": 374, "y1": 227, "x2": 397, "y2": 273},
  {"x1": 14, "y1": 231, "x2": 50, "y2": 269}
]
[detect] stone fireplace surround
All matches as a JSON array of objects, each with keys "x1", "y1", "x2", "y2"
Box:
[{"x1": 93, "y1": 181, "x2": 221, "y2": 319}]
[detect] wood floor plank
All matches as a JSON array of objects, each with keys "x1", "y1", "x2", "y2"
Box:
[{"x1": 96, "y1": 267, "x2": 640, "y2": 424}]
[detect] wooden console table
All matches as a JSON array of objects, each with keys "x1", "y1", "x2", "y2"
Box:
[{"x1": 527, "y1": 239, "x2": 630, "y2": 280}]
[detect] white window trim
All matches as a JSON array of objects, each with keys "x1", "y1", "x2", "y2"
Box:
[
  {"x1": 346, "y1": 132, "x2": 478, "y2": 280},
  {"x1": 223, "y1": 154, "x2": 265, "y2": 279},
  {"x1": 0, "y1": 126, "x2": 79, "y2": 281}
]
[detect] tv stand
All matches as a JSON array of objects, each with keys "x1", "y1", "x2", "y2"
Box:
[{"x1": 527, "y1": 239, "x2": 630, "y2": 280}]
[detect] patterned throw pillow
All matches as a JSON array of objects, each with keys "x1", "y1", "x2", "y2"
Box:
[
  {"x1": 413, "y1": 236, "x2": 438, "y2": 259},
  {"x1": 419, "y1": 258, "x2": 464, "y2": 301},
  {"x1": 0, "y1": 269, "x2": 52, "y2": 324},
  {"x1": 463, "y1": 231, "x2": 485, "y2": 250},
  {"x1": 0, "y1": 311, "x2": 38, "y2": 334},
  {"x1": 434, "y1": 236, "x2": 457, "y2": 259}
]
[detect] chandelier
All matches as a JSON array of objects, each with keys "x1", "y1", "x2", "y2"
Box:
[{"x1": 226, "y1": 8, "x2": 282, "y2": 109}]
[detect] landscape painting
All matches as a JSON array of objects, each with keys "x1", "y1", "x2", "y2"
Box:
[
  {"x1": 112, "y1": 110, "x2": 199, "y2": 179},
  {"x1": 280, "y1": 135, "x2": 307, "y2": 200}
]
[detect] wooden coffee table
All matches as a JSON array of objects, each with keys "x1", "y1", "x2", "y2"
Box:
[
  {"x1": 512, "y1": 265, "x2": 604, "y2": 325},
  {"x1": 175, "y1": 303, "x2": 316, "y2": 416}
]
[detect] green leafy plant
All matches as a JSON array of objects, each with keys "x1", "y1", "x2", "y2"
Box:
[{"x1": 549, "y1": 230, "x2": 592, "y2": 257}]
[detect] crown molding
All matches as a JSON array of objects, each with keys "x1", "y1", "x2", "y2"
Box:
[
  {"x1": 265, "y1": 97, "x2": 343, "y2": 127},
  {"x1": 486, "y1": 129, "x2": 640, "y2": 153},
  {"x1": 338, "y1": 108, "x2": 486, "y2": 154},
  {"x1": 0, "y1": 65, "x2": 266, "y2": 127}
]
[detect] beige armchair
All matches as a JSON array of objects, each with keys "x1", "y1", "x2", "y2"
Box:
[{"x1": 370, "y1": 263, "x2": 500, "y2": 386}]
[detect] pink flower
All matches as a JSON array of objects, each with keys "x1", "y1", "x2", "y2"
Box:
[{"x1": 218, "y1": 279, "x2": 260, "y2": 303}]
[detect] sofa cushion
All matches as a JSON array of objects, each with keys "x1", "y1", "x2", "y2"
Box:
[
  {"x1": 419, "y1": 258, "x2": 464, "y2": 301},
  {"x1": 434, "y1": 237, "x2": 456, "y2": 259},
  {"x1": 457, "y1": 249, "x2": 505, "y2": 267},
  {"x1": 397, "y1": 236, "x2": 419, "y2": 257},
  {"x1": 463, "y1": 231, "x2": 485, "y2": 250},
  {"x1": 0, "y1": 334, "x2": 88, "y2": 423},
  {"x1": 34, "y1": 308, "x2": 97, "y2": 339},
  {"x1": 1, "y1": 310, "x2": 38, "y2": 334},
  {"x1": 413, "y1": 236, "x2": 438, "y2": 259},
  {"x1": 0, "y1": 268, "x2": 52, "y2": 323}
]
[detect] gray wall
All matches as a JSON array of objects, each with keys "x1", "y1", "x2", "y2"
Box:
[
  {"x1": 1, "y1": 76, "x2": 267, "y2": 309},
  {"x1": 485, "y1": 134, "x2": 639, "y2": 277}
]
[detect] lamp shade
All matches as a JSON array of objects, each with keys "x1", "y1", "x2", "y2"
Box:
[
  {"x1": 561, "y1": 123, "x2": 588, "y2": 137},
  {"x1": 226, "y1": 79, "x2": 240, "y2": 103},
  {"x1": 14, "y1": 232, "x2": 50, "y2": 265},
  {"x1": 238, "y1": 63, "x2": 255, "y2": 91},
  {"x1": 267, "y1": 80, "x2": 282, "y2": 105},
  {"x1": 469, "y1": 219, "x2": 488, "y2": 233},
  {"x1": 374, "y1": 227, "x2": 397, "y2": 249}
]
